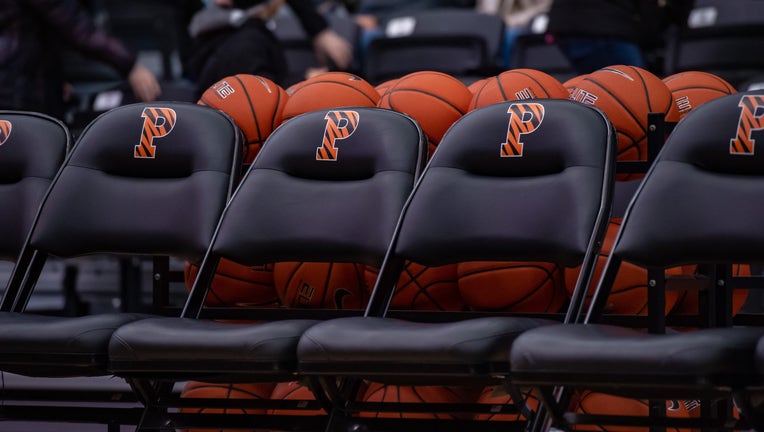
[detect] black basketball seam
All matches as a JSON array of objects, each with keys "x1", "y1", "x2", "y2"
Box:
[
  {"x1": 293, "y1": 80, "x2": 378, "y2": 105},
  {"x1": 388, "y1": 88, "x2": 467, "y2": 115},
  {"x1": 582, "y1": 76, "x2": 647, "y2": 136},
  {"x1": 513, "y1": 69, "x2": 552, "y2": 98},
  {"x1": 234, "y1": 75, "x2": 264, "y2": 148}
]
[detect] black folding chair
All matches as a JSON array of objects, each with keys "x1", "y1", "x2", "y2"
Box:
[
  {"x1": 296, "y1": 99, "x2": 616, "y2": 431},
  {"x1": 0, "y1": 102, "x2": 242, "y2": 427},
  {"x1": 363, "y1": 8, "x2": 505, "y2": 84},
  {"x1": 0, "y1": 111, "x2": 70, "y2": 285},
  {"x1": 510, "y1": 91, "x2": 764, "y2": 431},
  {"x1": 107, "y1": 107, "x2": 427, "y2": 431}
]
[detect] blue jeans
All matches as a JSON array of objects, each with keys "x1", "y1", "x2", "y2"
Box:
[{"x1": 556, "y1": 37, "x2": 646, "y2": 75}]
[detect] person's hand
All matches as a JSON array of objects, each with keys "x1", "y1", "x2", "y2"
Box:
[
  {"x1": 313, "y1": 28, "x2": 353, "y2": 71},
  {"x1": 128, "y1": 64, "x2": 161, "y2": 102}
]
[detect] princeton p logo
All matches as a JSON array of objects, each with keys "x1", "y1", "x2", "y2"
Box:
[
  {"x1": 135, "y1": 107, "x2": 177, "y2": 159},
  {"x1": 0, "y1": 120, "x2": 11, "y2": 146},
  {"x1": 730, "y1": 95, "x2": 764, "y2": 155},
  {"x1": 317, "y1": 110, "x2": 359, "y2": 161},
  {"x1": 501, "y1": 103, "x2": 545, "y2": 157}
]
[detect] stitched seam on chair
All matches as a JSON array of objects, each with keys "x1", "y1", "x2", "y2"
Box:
[
  {"x1": 244, "y1": 335, "x2": 302, "y2": 359},
  {"x1": 64, "y1": 327, "x2": 118, "y2": 350},
  {"x1": 108, "y1": 334, "x2": 139, "y2": 361}
]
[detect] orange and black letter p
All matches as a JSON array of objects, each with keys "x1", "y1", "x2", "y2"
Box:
[
  {"x1": 501, "y1": 103, "x2": 545, "y2": 157},
  {"x1": 730, "y1": 95, "x2": 764, "y2": 155},
  {"x1": 317, "y1": 110, "x2": 360, "y2": 161},
  {"x1": 0, "y1": 120, "x2": 11, "y2": 146},
  {"x1": 135, "y1": 107, "x2": 177, "y2": 159}
]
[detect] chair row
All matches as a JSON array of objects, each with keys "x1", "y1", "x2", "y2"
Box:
[
  {"x1": 0, "y1": 99, "x2": 612, "y2": 430},
  {"x1": 2, "y1": 92, "x2": 763, "y2": 431}
]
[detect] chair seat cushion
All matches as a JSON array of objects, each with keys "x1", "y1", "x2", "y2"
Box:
[
  {"x1": 510, "y1": 324, "x2": 764, "y2": 388},
  {"x1": 0, "y1": 312, "x2": 151, "y2": 377},
  {"x1": 297, "y1": 316, "x2": 557, "y2": 376},
  {"x1": 108, "y1": 318, "x2": 319, "y2": 379}
]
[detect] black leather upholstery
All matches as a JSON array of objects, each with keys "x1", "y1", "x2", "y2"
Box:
[
  {"x1": 0, "y1": 112, "x2": 68, "y2": 261},
  {"x1": 297, "y1": 99, "x2": 616, "y2": 381},
  {"x1": 212, "y1": 107, "x2": 426, "y2": 267},
  {"x1": 107, "y1": 108, "x2": 426, "y2": 380},
  {"x1": 616, "y1": 91, "x2": 764, "y2": 268},
  {"x1": 0, "y1": 102, "x2": 241, "y2": 377},
  {"x1": 31, "y1": 103, "x2": 241, "y2": 262}
]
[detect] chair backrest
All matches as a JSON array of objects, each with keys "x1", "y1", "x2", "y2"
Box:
[
  {"x1": 613, "y1": 91, "x2": 764, "y2": 269},
  {"x1": 364, "y1": 8, "x2": 505, "y2": 83},
  {"x1": 205, "y1": 107, "x2": 426, "y2": 269},
  {"x1": 665, "y1": 2, "x2": 764, "y2": 88},
  {"x1": 1, "y1": 103, "x2": 242, "y2": 312},
  {"x1": 0, "y1": 112, "x2": 70, "y2": 262},
  {"x1": 367, "y1": 99, "x2": 616, "y2": 316}
]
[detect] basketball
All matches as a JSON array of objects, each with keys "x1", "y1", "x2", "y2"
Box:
[
  {"x1": 364, "y1": 262, "x2": 464, "y2": 311},
  {"x1": 375, "y1": 78, "x2": 399, "y2": 98},
  {"x1": 456, "y1": 261, "x2": 567, "y2": 313},
  {"x1": 267, "y1": 381, "x2": 326, "y2": 416},
  {"x1": 670, "y1": 264, "x2": 750, "y2": 317},
  {"x1": 360, "y1": 383, "x2": 467, "y2": 419},
  {"x1": 470, "y1": 68, "x2": 569, "y2": 110},
  {"x1": 563, "y1": 74, "x2": 589, "y2": 95},
  {"x1": 281, "y1": 72, "x2": 379, "y2": 122},
  {"x1": 378, "y1": 70, "x2": 472, "y2": 156},
  {"x1": 573, "y1": 390, "x2": 699, "y2": 432},
  {"x1": 273, "y1": 261, "x2": 367, "y2": 309},
  {"x1": 568, "y1": 65, "x2": 679, "y2": 180},
  {"x1": 473, "y1": 386, "x2": 539, "y2": 421},
  {"x1": 663, "y1": 71, "x2": 737, "y2": 119},
  {"x1": 198, "y1": 74, "x2": 287, "y2": 165},
  {"x1": 184, "y1": 259, "x2": 279, "y2": 307},
  {"x1": 179, "y1": 381, "x2": 276, "y2": 432},
  {"x1": 467, "y1": 77, "x2": 491, "y2": 96},
  {"x1": 563, "y1": 218, "x2": 690, "y2": 316}
]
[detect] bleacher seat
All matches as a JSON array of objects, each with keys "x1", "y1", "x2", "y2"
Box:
[
  {"x1": 296, "y1": 99, "x2": 616, "y2": 429},
  {"x1": 510, "y1": 91, "x2": 764, "y2": 431},
  {"x1": 362, "y1": 8, "x2": 505, "y2": 84},
  {"x1": 107, "y1": 107, "x2": 427, "y2": 431},
  {"x1": 0, "y1": 102, "x2": 241, "y2": 425}
]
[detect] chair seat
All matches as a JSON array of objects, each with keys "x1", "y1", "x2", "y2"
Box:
[
  {"x1": 0, "y1": 312, "x2": 151, "y2": 377},
  {"x1": 108, "y1": 318, "x2": 320, "y2": 381},
  {"x1": 298, "y1": 316, "x2": 557, "y2": 378},
  {"x1": 510, "y1": 324, "x2": 764, "y2": 390}
]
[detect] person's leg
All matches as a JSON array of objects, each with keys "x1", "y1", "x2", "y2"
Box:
[{"x1": 556, "y1": 37, "x2": 645, "y2": 75}]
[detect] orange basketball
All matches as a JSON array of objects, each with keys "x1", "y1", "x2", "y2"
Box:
[
  {"x1": 670, "y1": 263, "x2": 750, "y2": 317},
  {"x1": 563, "y1": 74, "x2": 589, "y2": 95},
  {"x1": 663, "y1": 71, "x2": 737, "y2": 119},
  {"x1": 568, "y1": 65, "x2": 679, "y2": 181},
  {"x1": 468, "y1": 77, "x2": 491, "y2": 96},
  {"x1": 281, "y1": 72, "x2": 379, "y2": 122},
  {"x1": 365, "y1": 262, "x2": 464, "y2": 311},
  {"x1": 470, "y1": 68, "x2": 569, "y2": 110},
  {"x1": 179, "y1": 381, "x2": 276, "y2": 432},
  {"x1": 375, "y1": 78, "x2": 399, "y2": 98},
  {"x1": 564, "y1": 218, "x2": 690, "y2": 316},
  {"x1": 268, "y1": 381, "x2": 326, "y2": 416},
  {"x1": 573, "y1": 390, "x2": 699, "y2": 432},
  {"x1": 198, "y1": 74, "x2": 287, "y2": 165},
  {"x1": 378, "y1": 71, "x2": 472, "y2": 156},
  {"x1": 473, "y1": 386, "x2": 540, "y2": 421},
  {"x1": 184, "y1": 259, "x2": 279, "y2": 307},
  {"x1": 360, "y1": 383, "x2": 467, "y2": 419},
  {"x1": 273, "y1": 261, "x2": 367, "y2": 309},
  {"x1": 456, "y1": 261, "x2": 567, "y2": 313}
]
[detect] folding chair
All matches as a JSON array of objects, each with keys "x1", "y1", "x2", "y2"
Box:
[
  {"x1": 296, "y1": 99, "x2": 616, "y2": 430},
  {"x1": 510, "y1": 91, "x2": 764, "y2": 431},
  {"x1": 363, "y1": 8, "x2": 505, "y2": 84},
  {"x1": 107, "y1": 107, "x2": 427, "y2": 431},
  {"x1": 0, "y1": 111, "x2": 70, "y2": 283},
  {"x1": 0, "y1": 102, "x2": 242, "y2": 426}
]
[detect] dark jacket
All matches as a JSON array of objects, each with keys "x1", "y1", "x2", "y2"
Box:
[{"x1": 0, "y1": 0, "x2": 136, "y2": 117}]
